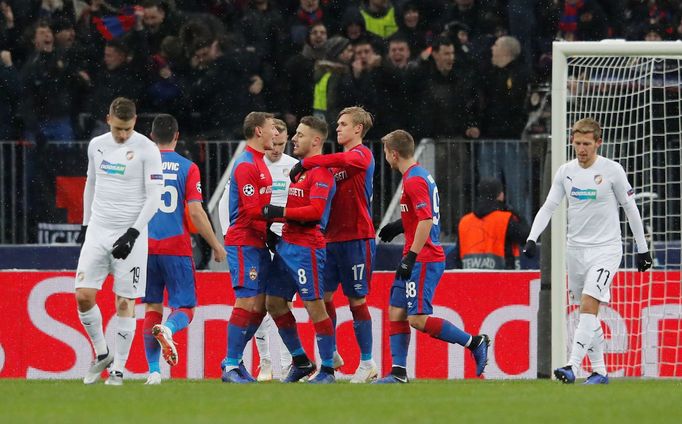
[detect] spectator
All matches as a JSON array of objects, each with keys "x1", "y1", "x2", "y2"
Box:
[
  {"x1": 455, "y1": 177, "x2": 529, "y2": 269},
  {"x1": 19, "y1": 20, "x2": 80, "y2": 143},
  {"x1": 289, "y1": 0, "x2": 328, "y2": 48},
  {"x1": 440, "y1": 0, "x2": 504, "y2": 42},
  {"x1": 84, "y1": 39, "x2": 146, "y2": 136},
  {"x1": 0, "y1": 2, "x2": 19, "y2": 56},
  {"x1": 476, "y1": 35, "x2": 531, "y2": 221},
  {"x1": 132, "y1": 0, "x2": 184, "y2": 55},
  {"x1": 339, "y1": 9, "x2": 384, "y2": 53},
  {"x1": 281, "y1": 22, "x2": 328, "y2": 129},
  {"x1": 0, "y1": 49, "x2": 19, "y2": 140},
  {"x1": 356, "y1": 0, "x2": 399, "y2": 39},
  {"x1": 394, "y1": 1, "x2": 432, "y2": 61},
  {"x1": 312, "y1": 35, "x2": 353, "y2": 125},
  {"x1": 239, "y1": 0, "x2": 287, "y2": 65},
  {"x1": 558, "y1": 0, "x2": 608, "y2": 41}
]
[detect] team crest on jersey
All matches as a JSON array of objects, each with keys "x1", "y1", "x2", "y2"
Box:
[
  {"x1": 249, "y1": 266, "x2": 258, "y2": 281},
  {"x1": 196, "y1": 182, "x2": 202, "y2": 193},
  {"x1": 126, "y1": 151, "x2": 134, "y2": 160},
  {"x1": 283, "y1": 168, "x2": 289, "y2": 176},
  {"x1": 594, "y1": 174, "x2": 603, "y2": 184},
  {"x1": 243, "y1": 184, "x2": 255, "y2": 196}
]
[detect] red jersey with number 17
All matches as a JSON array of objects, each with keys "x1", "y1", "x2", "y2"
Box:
[
  {"x1": 225, "y1": 146, "x2": 272, "y2": 248},
  {"x1": 301, "y1": 144, "x2": 375, "y2": 242},
  {"x1": 401, "y1": 164, "x2": 445, "y2": 262}
]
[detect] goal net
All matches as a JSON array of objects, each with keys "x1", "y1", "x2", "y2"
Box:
[{"x1": 552, "y1": 41, "x2": 682, "y2": 378}]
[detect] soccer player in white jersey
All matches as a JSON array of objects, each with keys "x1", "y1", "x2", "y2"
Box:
[
  {"x1": 254, "y1": 118, "x2": 298, "y2": 381},
  {"x1": 74, "y1": 97, "x2": 163, "y2": 385},
  {"x1": 523, "y1": 118, "x2": 652, "y2": 385}
]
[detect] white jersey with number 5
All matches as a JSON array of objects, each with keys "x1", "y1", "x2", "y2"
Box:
[{"x1": 85, "y1": 131, "x2": 164, "y2": 229}]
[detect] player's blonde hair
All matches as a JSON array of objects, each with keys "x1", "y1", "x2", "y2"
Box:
[
  {"x1": 338, "y1": 106, "x2": 374, "y2": 138},
  {"x1": 572, "y1": 118, "x2": 602, "y2": 141},
  {"x1": 381, "y1": 129, "x2": 415, "y2": 159},
  {"x1": 272, "y1": 118, "x2": 287, "y2": 134}
]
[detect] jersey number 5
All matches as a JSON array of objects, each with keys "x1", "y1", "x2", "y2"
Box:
[{"x1": 159, "y1": 174, "x2": 179, "y2": 213}]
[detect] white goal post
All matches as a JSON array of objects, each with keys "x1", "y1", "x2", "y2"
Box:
[{"x1": 551, "y1": 41, "x2": 682, "y2": 377}]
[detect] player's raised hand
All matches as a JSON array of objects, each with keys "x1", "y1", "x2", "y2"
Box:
[
  {"x1": 262, "y1": 205, "x2": 285, "y2": 219},
  {"x1": 75, "y1": 225, "x2": 87, "y2": 246},
  {"x1": 523, "y1": 240, "x2": 536, "y2": 258},
  {"x1": 636, "y1": 252, "x2": 652, "y2": 272},
  {"x1": 396, "y1": 251, "x2": 417, "y2": 280},
  {"x1": 289, "y1": 161, "x2": 304, "y2": 183},
  {"x1": 378, "y1": 219, "x2": 403, "y2": 242},
  {"x1": 111, "y1": 228, "x2": 140, "y2": 259}
]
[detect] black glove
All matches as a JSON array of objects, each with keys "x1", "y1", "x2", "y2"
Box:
[
  {"x1": 523, "y1": 240, "x2": 536, "y2": 258},
  {"x1": 396, "y1": 251, "x2": 417, "y2": 280},
  {"x1": 266, "y1": 228, "x2": 280, "y2": 253},
  {"x1": 262, "y1": 205, "x2": 285, "y2": 219},
  {"x1": 378, "y1": 219, "x2": 404, "y2": 242},
  {"x1": 111, "y1": 228, "x2": 140, "y2": 260},
  {"x1": 75, "y1": 225, "x2": 87, "y2": 246},
  {"x1": 637, "y1": 252, "x2": 652, "y2": 272},
  {"x1": 289, "y1": 161, "x2": 304, "y2": 183}
]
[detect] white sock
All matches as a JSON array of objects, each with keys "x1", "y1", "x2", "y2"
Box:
[
  {"x1": 78, "y1": 305, "x2": 107, "y2": 357},
  {"x1": 278, "y1": 331, "x2": 292, "y2": 370},
  {"x1": 254, "y1": 315, "x2": 271, "y2": 363},
  {"x1": 587, "y1": 321, "x2": 607, "y2": 376},
  {"x1": 568, "y1": 313, "x2": 599, "y2": 373},
  {"x1": 112, "y1": 316, "x2": 136, "y2": 372}
]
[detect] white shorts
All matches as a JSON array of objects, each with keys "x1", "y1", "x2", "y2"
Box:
[
  {"x1": 75, "y1": 223, "x2": 148, "y2": 298},
  {"x1": 566, "y1": 245, "x2": 622, "y2": 305}
]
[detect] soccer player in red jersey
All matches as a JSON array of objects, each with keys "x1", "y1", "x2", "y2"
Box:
[
  {"x1": 289, "y1": 106, "x2": 378, "y2": 382},
  {"x1": 262, "y1": 115, "x2": 337, "y2": 383},
  {"x1": 221, "y1": 112, "x2": 278, "y2": 383},
  {"x1": 375, "y1": 130, "x2": 490, "y2": 383}
]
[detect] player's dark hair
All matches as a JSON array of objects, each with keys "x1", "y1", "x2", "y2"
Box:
[
  {"x1": 338, "y1": 106, "x2": 374, "y2": 138},
  {"x1": 243, "y1": 111, "x2": 274, "y2": 139},
  {"x1": 572, "y1": 118, "x2": 602, "y2": 140},
  {"x1": 300, "y1": 115, "x2": 328, "y2": 141},
  {"x1": 151, "y1": 114, "x2": 178, "y2": 145},
  {"x1": 432, "y1": 35, "x2": 454, "y2": 52},
  {"x1": 109, "y1": 97, "x2": 136, "y2": 121},
  {"x1": 381, "y1": 129, "x2": 415, "y2": 158}
]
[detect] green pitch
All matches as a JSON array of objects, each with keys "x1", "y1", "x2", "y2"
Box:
[{"x1": 1, "y1": 379, "x2": 681, "y2": 424}]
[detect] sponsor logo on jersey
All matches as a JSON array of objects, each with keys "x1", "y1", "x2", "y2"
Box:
[
  {"x1": 249, "y1": 266, "x2": 258, "y2": 281},
  {"x1": 100, "y1": 160, "x2": 126, "y2": 175},
  {"x1": 126, "y1": 151, "x2": 134, "y2": 160},
  {"x1": 289, "y1": 187, "x2": 305, "y2": 197},
  {"x1": 594, "y1": 174, "x2": 603, "y2": 184},
  {"x1": 243, "y1": 184, "x2": 255, "y2": 196},
  {"x1": 570, "y1": 187, "x2": 597, "y2": 200},
  {"x1": 334, "y1": 170, "x2": 347, "y2": 181},
  {"x1": 400, "y1": 203, "x2": 409, "y2": 212},
  {"x1": 196, "y1": 182, "x2": 202, "y2": 193},
  {"x1": 150, "y1": 174, "x2": 163, "y2": 180},
  {"x1": 272, "y1": 180, "x2": 287, "y2": 191}
]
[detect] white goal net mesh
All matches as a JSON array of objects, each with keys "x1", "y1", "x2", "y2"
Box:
[{"x1": 564, "y1": 54, "x2": 682, "y2": 377}]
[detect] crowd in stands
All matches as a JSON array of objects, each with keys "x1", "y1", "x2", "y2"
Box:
[{"x1": 2, "y1": 0, "x2": 681, "y2": 144}]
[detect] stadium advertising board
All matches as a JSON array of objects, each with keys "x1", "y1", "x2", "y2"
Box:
[{"x1": 3, "y1": 271, "x2": 539, "y2": 379}]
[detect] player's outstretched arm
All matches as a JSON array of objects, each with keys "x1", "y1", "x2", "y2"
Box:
[
  {"x1": 301, "y1": 148, "x2": 371, "y2": 171},
  {"x1": 188, "y1": 201, "x2": 227, "y2": 262}
]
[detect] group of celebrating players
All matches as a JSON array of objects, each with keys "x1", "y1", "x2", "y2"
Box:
[
  {"x1": 72, "y1": 97, "x2": 489, "y2": 385},
  {"x1": 73, "y1": 94, "x2": 652, "y2": 386}
]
